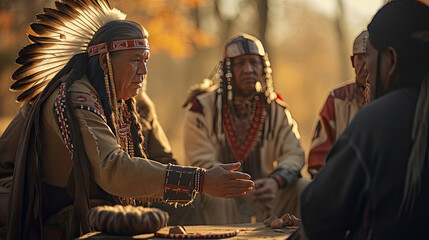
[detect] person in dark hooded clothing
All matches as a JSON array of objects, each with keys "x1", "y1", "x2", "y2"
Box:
[{"x1": 300, "y1": 0, "x2": 429, "y2": 239}]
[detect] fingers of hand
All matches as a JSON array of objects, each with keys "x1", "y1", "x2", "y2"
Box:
[
  {"x1": 251, "y1": 185, "x2": 272, "y2": 195},
  {"x1": 228, "y1": 171, "x2": 251, "y2": 180},
  {"x1": 254, "y1": 179, "x2": 266, "y2": 188},
  {"x1": 227, "y1": 185, "x2": 254, "y2": 193},
  {"x1": 224, "y1": 179, "x2": 254, "y2": 190},
  {"x1": 219, "y1": 162, "x2": 241, "y2": 171}
]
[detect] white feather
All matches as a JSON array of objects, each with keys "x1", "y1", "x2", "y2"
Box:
[{"x1": 12, "y1": 0, "x2": 127, "y2": 102}]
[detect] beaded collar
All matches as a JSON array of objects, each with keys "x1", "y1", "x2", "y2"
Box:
[{"x1": 222, "y1": 96, "x2": 266, "y2": 162}]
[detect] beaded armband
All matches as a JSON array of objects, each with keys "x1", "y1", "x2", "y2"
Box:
[
  {"x1": 163, "y1": 164, "x2": 206, "y2": 205},
  {"x1": 70, "y1": 90, "x2": 106, "y2": 122}
]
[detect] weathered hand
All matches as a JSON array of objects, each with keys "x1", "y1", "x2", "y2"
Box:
[
  {"x1": 252, "y1": 178, "x2": 278, "y2": 201},
  {"x1": 203, "y1": 162, "x2": 254, "y2": 198},
  {"x1": 243, "y1": 178, "x2": 278, "y2": 215}
]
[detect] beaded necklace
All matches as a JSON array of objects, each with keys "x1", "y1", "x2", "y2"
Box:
[
  {"x1": 115, "y1": 101, "x2": 138, "y2": 205},
  {"x1": 116, "y1": 101, "x2": 135, "y2": 157},
  {"x1": 222, "y1": 95, "x2": 266, "y2": 162}
]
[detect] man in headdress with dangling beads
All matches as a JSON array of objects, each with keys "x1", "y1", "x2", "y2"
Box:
[
  {"x1": 307, "y1": 30, "x2": 369, "y2": 178},
  {"x1": 4, "y1": 0, "x2": 254, "y2": 239},
  {"x1": 183, "y1": 33, "x2": 309, "y2": 224},
  {"x1": 301, "y1": 1, "x2": 429, "y2": 239}
]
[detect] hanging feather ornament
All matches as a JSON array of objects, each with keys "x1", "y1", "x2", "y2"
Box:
[{"x1": 10, "y1": 0, "x2": 126, "y2": 102}]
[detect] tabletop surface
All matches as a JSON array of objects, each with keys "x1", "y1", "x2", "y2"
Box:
[{"x1": 79, "y1": 222, "x2": 298, "y2": 239}]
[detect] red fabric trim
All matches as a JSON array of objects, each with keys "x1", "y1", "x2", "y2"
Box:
[
  {"x1": 308, "y1": 95, "x2": 336, "y2": 171},
  {"x1": 189, "y1": 98, "x2": 203, "y2": 114},
  {"x1": 87, "y1": 43, "x2": 108, "y2": 57},
  {"x1": 275, "y1": 98, "x2": 288, "y2": 108},
  {"x1": 308, "y1": 140, "x2": 333, "y2": 171},
  {"x1": 54, "y1": 83, "x2": 73, "y2": 153},
  {"x1": 332, "y1": 82, "x2": 357, "y2": 101},
  {"x1": 320, "y1": 95, "x2": 336, "y2": 141},
  {"x1": 155, "y1": 230, "x2": 239, "y2": 238}
]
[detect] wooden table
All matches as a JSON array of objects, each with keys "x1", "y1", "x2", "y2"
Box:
[{"x1": 79, "y1": 222, "x2": 298, "y2": 239}]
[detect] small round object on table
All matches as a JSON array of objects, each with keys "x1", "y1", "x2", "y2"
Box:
[{"x1": 87, "y1": 205, "x2": 169, "y2": 236}]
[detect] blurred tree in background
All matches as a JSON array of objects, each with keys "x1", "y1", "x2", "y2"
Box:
[{"x1": 0, "y1": 0, "x2": 381, "y2": 174}]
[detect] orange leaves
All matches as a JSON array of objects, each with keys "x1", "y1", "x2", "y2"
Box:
[
  {"x1": 191, "y1": 29, "x2": 218, "y2": 49},
  {"x1": 0, "y1": 12, "x2": 13, "y2": 34},
  {"x1": 113, "y1": 0, "x2": 217, "y2": 58},
  {"x1": 177, "y1": 0, "x2": 211, "y2": 8}
]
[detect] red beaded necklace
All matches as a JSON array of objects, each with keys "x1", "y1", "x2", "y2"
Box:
[{"x1": 222, "y1": 97, "x2": 266, "y2": 162}]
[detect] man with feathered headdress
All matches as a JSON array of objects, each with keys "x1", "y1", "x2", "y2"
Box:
[
  {"x1": 2, "y1": 0, "x2": 254, "y2": 239},
  {"x1": 300, "y1": 0, "x2": 429, "y2": 239},
  {"x1": 183, "y1": 34, "x2": 310, "y2": 224}
]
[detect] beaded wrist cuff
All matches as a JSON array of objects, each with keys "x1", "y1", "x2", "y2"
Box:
[
  {"x1": 199, "y1": 168, "x2": 206, "y2": 193},
  {"x1": 164, "y1": 164, "x2": 200, "y2": 205},
  {"x1": 193, "y1": 168, "x2": 206, "y2": 193}
]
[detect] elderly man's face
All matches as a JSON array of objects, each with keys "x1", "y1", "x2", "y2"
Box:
[
  {"x1": 231, "y1": 54, "x2": 263, "y2": 98},
  {"x1": 352, "y1": 53, "x2": 368, "y2": 86},
  {"x1": 111, "y1": 48, "x2": 150, "y2": 100}
]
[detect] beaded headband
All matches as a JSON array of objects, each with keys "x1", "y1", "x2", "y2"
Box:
[{"x1": 88, "y1": 38, "x2": 150, "y2": 57}]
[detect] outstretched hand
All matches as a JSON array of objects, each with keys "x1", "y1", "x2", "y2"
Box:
[{"x1": 203, "y1": 162, "x2": 254, "y2": 198}]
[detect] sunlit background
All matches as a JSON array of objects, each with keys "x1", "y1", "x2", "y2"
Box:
[{"x1": 0, "y1": 0, "x2": 386, "y2": 176}]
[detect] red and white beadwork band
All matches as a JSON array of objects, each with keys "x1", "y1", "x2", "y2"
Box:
[{"x1": 87, "y1": 38, "x2": 150, "y2": 57}]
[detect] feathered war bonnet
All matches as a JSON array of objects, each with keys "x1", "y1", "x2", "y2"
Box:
[
  {"x1": 10, "y1": 0, "x2": 149, "y2": 105},
  {"x1": 217, "y1": 33, "x2": 276, "y2": 103}
]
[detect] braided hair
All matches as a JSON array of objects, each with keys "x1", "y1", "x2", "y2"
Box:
[
  {"x1": 126, "y1": 97, "x2": 146, "y2": 158},
  {"x1": 55, "y1": 21, "x2": 149, "y2": 235},
  {"x1": 87, "y1": 20, "x2": 148, "y2": 157}
]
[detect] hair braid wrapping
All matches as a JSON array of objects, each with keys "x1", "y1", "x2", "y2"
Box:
[{"x1": 126, "y1": 98, "x2": 146, "y2": 158}]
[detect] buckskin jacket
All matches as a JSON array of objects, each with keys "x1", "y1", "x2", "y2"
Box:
[
  {"x1": 184, "y1": 90, "x2": 304, "y2": 177},
  {"x1": 183, "y1": 90, "x2": 306, "y2": 224},
  {"x1": 308, "y1": 80, "x2": 364, "y2": 177},
  {"x1": 7, "y1": 75, "x2": 198, "y2": 239}
]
